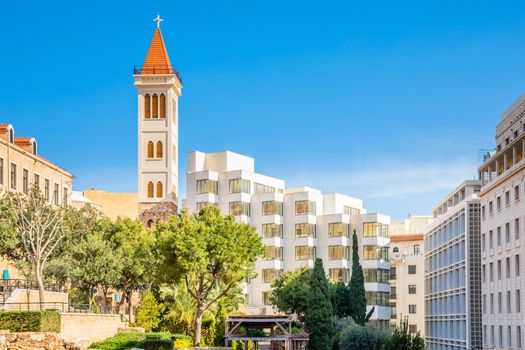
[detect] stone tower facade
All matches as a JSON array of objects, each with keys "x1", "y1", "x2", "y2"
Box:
[{"x1": 134, "y1": 22, "x2": 181, "y2": 227}]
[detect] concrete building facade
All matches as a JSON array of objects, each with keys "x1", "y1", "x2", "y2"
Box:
[
  {"x1": 424, "y1": 180, "x2": 482, "y2": 350},
  {"x1": 478, "y1": 92, "x2": 525, "y2": 350},
  {"x1": 389, "y1": 215, "x2": 433, "y2": 335},
  {"x1": 185, "y1": 150, "x2": 392, "y2": 327}
]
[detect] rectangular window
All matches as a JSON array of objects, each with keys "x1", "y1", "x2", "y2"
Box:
[
  {"x1": 329, "y1": 268, "x2": 349, "y2": 283},
  {"x1": 295, "y1": 223, "x2": 316, "y2": 238},
  {"x1": 497, "y1": 196, "x2": 501, "y2": 210},
  {"x1": 390, "y1": 286, "x2": 397, "y2": 299},
  {"x1": 22, "y1": 169, "x2": 28, "y2": 194},
  {"x1": 408, "y1": 285, "x2": 416, "y2": 294},
  {"x1": 63, "y1": 187, "x2": 68, "y2": 206},
  {"x1": 262, "y1": 291, "x2": 270, "y2": 305},
  {"x1": 364, "y1": 269, "x2": 390, "y2": 283},
  {"x1": 518, "y1": 326, "x2": 522, "y2": 349},
  {"x1": 517, "y1": 290, "x2": 521, "y2": 312},
  {"x1": 506, "y1": 257, "x2": 511, "y2": 279},
  {"x1": 408, "y1": 265, "x2": 416, "y2": 274},
  {"x1": 408, "y1": 325, "x2": 417, "y2": 334},
  {"x1": 500, "y1": 326, "x2": 503, "y2": 347},
  {"x1": 196, "y1": 179, "x2": 218, "y2": 194},
  {"x1": 295, "y1": 200, "x2": 316, "y2": 215},
  {"x1": 254, "y1": 183, "x2": 275, "y2": 193},
  {"x1": 497, "y1": 227, "x2": 501, "y2": 246},
  {"x1": 408, "y1": 305, "x2": 416, "y2": 314},
  {"x1": 490, "y1": 293, "x2": 494, "y2": 313},
  {"x1": 229, "y1": 178, "x2": 250, "y2": 194},
  {"x1": 515, "y1": 185, "x2": 520, "y2": 201},
  {"x1": 363, "y1": 222, "x2": 389, "y2": 238},
  {"x1": 0, "y1": 158, "x2": 3, "y2": 185},
  {"x1": 390, "y1": 267, "x2": 397, "y2": 280},
  {"x1": 413, "y1": 244, "x2": 420, "y2": 255},
  {"x1": 10, "y1": 163, "x2": 16, "y2": 190},
  {"x1": 498, "y1": 260, "x2": 502, "y2": 280},
  {"x1": 482, "y1": 233, "x2": 486, "y2": 252},
  {"x1": 363, "y1": 246, "x2": 389, "y2": 261},
  {"x1": 196, "y1": 202, "x2": 218, "y2": 212},
  {"x1": 516, "y1": 218, "x2": 521, "y2": 240},
  {"x1": 44, "y1": 179, "x2": 50, "y2": 201},
  {"x1": 498, "y1": 292, "x2": 502, "y2": 313},
  {"x1": 53, "y1": 183, "x2": 59, "y2": 205},
  {"x1": 262, "y1": 269, "x2": 282, "y2": 283},
  {"x1": 264, "y1": 246, "x2": 283, "y2": 261},
  {"x1": 343, "y1": 206, "x2": 360, "y2": 215},
  {"x1": 262, "y1": 201, "x2": 283, "y2": 216},
  {"x1": 295, "y1": 246, "x2": 315, "y2": 260},
  {"x1": 328, "y1": 245, "x2": 348, "y2": 260},
  {"x1": 33, "y1": 174, "x2": 40, "y2": 189},
  {"x1": 508, "y1": 326, "x2": 512, "y2": 347},
  {"x1": 483, "y1": 294, "x2": 486, "y2": 314},
  {"x1": 229, "y1": 201, "x2": 250, "y2": 216},
  {"x1": 490, "y1": 262, "x2": 494, "y2": 281},
  {"x1": 482, "y1": 264, "x2": 486, "y2": 283},
  {"x1": 517, "y1": 255, "x2": 521, "y2": 277},
  {"x1": 262, "y1": 224, "x2": 283, "y2": 238},
  {"x1": 505, "y1": 191, "x2": 510, "y2": 206},
  {"x1": 489, "y1": 230, "x2": 493, "y2": 249},
  {"x1": 365, "y1": 291, "x2": 390, "y2": 306},
  {"x1": 507, "y1": 291, "x2": 511, "y2": 313},
  {"x1": 489, "y1": 201, "x2": 494, "y2": 214},
  {"x1": 328, "y1": 223, "x2": 349, "y2": 237},
  {"x1": 482, "y1": 205, "x2": 486, "y2": 219},
  {"x1": 506, "y1": 222, "x2": 511, "y2": 243}
]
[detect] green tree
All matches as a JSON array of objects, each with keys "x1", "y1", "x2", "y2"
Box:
[
  {"x1": 0, "y1": 187, "x2": 67, "y2": 306},
  {"x1": 269, "y1": 268, "x2": 310, "y2": 324},
  {"x1": 348, "y1": 230, "x2": 373, "y2": 324},
  {"x1": 154, "y1": 207, "x2": 264, "y2": 346},
  {"x1": 69, "y1": 229, "x2": 122, "y2": 305},
  {"x1": 136, "y1": 290, "x2": 164, "y2": 332},
  {"x1": 382, "y1": 318, "x2": 424, "y2": 350},
  {"x1": 104, "y1": 217, "x2": 154, "y2": 319},
  {"x1": 332, "y1": 281, "x2": 352, "y2": 318},
  {"x1": 305, "y1": 259, "x2": 333, "y2": 350},
  {"x1": 209, "y1": 300, "x2": 226, "y2": 346},
  {"x1": 160, "y1": 283, "x2": 196, "y2": 335}
]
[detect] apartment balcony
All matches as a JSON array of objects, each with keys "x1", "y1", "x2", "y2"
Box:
[
  {"x1": 262, "y1": 237, "x2": 283, "y2": 247},
  {"x1": 259, "y1": 259, "x2": 284, "y2": 270},
  {"x1": 362, "y1": 260, "x2": 390, "y2": 270},
  {"x1": 367, "y1": 305, "x2": 391, "y2": 321},
  {"x1": 363, "y1": 236, "x2": 390, "y2": 247}
]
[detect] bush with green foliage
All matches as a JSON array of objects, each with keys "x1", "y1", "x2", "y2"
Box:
[
  {"x1": 338, "y1": 321, "x2": 389, "y2": 350},
  {"x1": 0, "y1": 311, "x2": 60, "y2": 332},
  {"x1": 89, "y1": 332, "x2": 188, "y2": 350},
  {"x1": 382, "y1": 318, "x2": 424, "y2": 350},
  {"x1": 135, "y1": 291, "x2": 164, "y2": 332}
]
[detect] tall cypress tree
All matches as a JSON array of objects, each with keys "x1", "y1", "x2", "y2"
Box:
[
  {"x1": 305, "y1": 259, "x2": 333, "y2": 350},
  {"x1": 348, "y1": 230, "x2": 372, "y2": 325}
]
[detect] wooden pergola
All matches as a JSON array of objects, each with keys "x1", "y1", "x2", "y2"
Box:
[{"x1": 225, "y1": 315, "x2": 308, "y2": 350}]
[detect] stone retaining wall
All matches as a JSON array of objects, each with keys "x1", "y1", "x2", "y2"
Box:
[{"x1": 0, "y1": 332, "x2": 80, "y2": 350}]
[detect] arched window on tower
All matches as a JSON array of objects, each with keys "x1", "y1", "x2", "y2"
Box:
[
  {"x1": 152, "y1": 94, "x2": 158, "y2": 118},
  {"x1": 146, "y1": 220, "x2": 154, "y2": 228},
  {"x1": 156, "y1": 182, "x2": 163, "y2": 198},
  {"x1": 147, "y1": 182, "x2": 154, "y2": 198},
  {"x1": 144, "y1": 94, "x2": 151, "y2": 119},
  {"x1": 147, "y1": 141, "x2": 154, "y2": 158},
  {"x1": 156, "y1": 141, "x2": 163, "y2": 158},
  {"x1": 160, "y1": 94, "x2": 166, "y2": 118}
]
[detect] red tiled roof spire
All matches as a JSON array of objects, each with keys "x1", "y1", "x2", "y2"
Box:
[{"x1": 141, "y1": 16, "x2": 173, "y2": 75}]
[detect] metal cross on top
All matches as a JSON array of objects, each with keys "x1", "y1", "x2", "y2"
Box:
[{"x1": 153, "y1": 13, "x2": 164, "y2": 28}]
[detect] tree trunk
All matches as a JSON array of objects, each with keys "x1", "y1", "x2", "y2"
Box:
[
  {"x1": 193, "y1": 306, "x2": 204, "y2": 347},
  {"x1": 35, "y1": 262, "x2": 45, "y2": 311}
]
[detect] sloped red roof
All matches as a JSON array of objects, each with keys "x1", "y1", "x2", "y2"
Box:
[
  {"x1": 142, "y1": 28, "x2": 172, "y2": 74},
  {"x1": 390, "y1": 234, "x2": 424, "y2": 242}
]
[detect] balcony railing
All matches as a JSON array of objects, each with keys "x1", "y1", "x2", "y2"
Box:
[{"x1": 133, "y1": 65, "x2": 182, "y2": 82}]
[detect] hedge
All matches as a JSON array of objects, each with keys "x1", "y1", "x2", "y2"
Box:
[
  {"x1": 137, "y1": 338, "x2": 173, "y2": 350},
  {"x1": 89, "y1": 332, "x2": 189, "y2": 350},
  {"x1": 0, "y1": 311, "x2": 60, "y2": 332}
]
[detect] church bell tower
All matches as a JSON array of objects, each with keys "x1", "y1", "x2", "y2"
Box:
[{"x1": 134, "y1": 15, "x2": 181, "y2": 227}]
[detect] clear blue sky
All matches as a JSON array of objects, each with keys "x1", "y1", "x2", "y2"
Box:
[{"x1": 1, "y1": 1, "x2": 525, "y2": 219}]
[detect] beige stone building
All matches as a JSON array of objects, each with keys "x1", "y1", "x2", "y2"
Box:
[
  {"x1": 72, "y1": 189, "x2": 138, "y2": 220},
  {"x1": 0, "y1": 123, "x2": 73, "y2": 280},
  {"x1": 389, "y1": 215, "x2": 432, "y2": 335}
]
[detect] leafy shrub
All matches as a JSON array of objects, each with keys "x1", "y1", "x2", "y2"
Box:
[
  {"x1": 173, "y1": 337, "x2": 192, "y2": 348},
  {"x1": 0, "y1": 311, "x2": 60, "y2": 332},
  {"x1": 89, "y1": 332, "x2": 184, "y2": 350},
  {"x1": 137, "y1": 339, "x2": 173, "y2": 350},
  {"x1": 338, "y1": 322, "x2": 389, "y2": 350}
]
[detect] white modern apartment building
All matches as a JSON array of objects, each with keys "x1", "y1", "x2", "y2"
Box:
[
  {"x1": 185, "y1": 150, "x2": 391, "y2": 327},
  {"x1": 424, "y1": 180, "x2": 482, "y2": 350},
  {"x1": 478, "y1": 92, "x2": 525, "y2": 350},
  {"x1": 389, "y1": 215, "x2": 433, "y2": 335}
]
